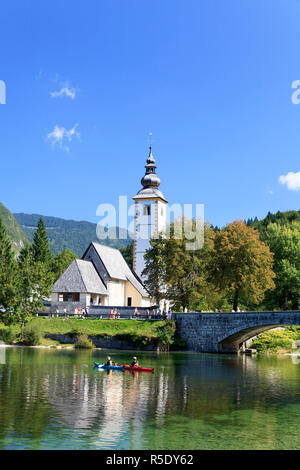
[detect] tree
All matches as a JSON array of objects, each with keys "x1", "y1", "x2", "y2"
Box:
[
  {"x1": 32, "y1": 217, "x2": 52, "y2": 266},
  {"x1": 0, "y1": 215, "x2": 18, "y2": 317},
  {"x1": 120, "y1": 243, "x2": 133, "y2": 270},
  {"x1": 14, "y1": 245, "x2": 51, "y2": 338},
  {"x1": 52, "y1": 248, "x2": 77, "y2": 281},
  {"x1": 209, "y1": 220, "x2": 275, "y2": 311},
  {"x1": 143, "y1": 219, "x2": 217, "y2": 311},
  {"x1": 261, "y1": 222, "x2": 300, "y2": 310},
  {"x1": 143, "y1": 233, "x2": 167, "y2": 307},
  {"x1": 163, "y1": 219, "x2": 208, "y2": 311}
]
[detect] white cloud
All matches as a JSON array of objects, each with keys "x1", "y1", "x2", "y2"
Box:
[
  {"x1": 47, "y1": 124, "x2": 80, "y2": 152},
  {"x1": 50, "y1": 85, "x2": 77, "y2": 100},
  {"x1": 279, "y1": 171, "x2": 300, "y2": 191}
]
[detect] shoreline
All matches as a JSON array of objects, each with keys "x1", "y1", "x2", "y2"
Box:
[{"x1": 2, "y1": 343, "x2": 300, "y2": 357}]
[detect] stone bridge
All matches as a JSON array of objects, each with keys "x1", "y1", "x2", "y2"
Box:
[{"x1": 174, "y1": 311, "x2": 300, "y2": 353}]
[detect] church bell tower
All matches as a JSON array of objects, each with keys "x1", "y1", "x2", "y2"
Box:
[{"x1": 133, "y1": 146, "x2": 167, "y2": 281}]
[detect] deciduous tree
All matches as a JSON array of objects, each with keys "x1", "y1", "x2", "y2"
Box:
[
  {"x1": 14, "y1": 245, "x2": 51, "y2": 338},
  {"x1": 209, "y1": 220, "x2": 275, "y2": 311},
  {"x1": 52, "y1": 248, "x2": 77, "y2": 281},
  {"x1": 143, "y1": 233, "x2": 167, "y2": 307},
  {"x1": 261, "y1": 222, "x2": 300, "y2": 310}
]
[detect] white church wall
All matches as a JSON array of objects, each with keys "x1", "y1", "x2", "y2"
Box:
[
  {"x1": 135, "y1": 251, "x2": 148, "y2": 281},
  {"x1": 157, "y1": 200, "x2": 167, "y2": 232},
  {"x1": 51, "y1": 293, "x2": 59, "y2": 303},
  {"x1": 108, "y1": 279, "x2": 126, "y2": 306},
  {"x1": 134, "y1": 199, "x2": 167, "y2": 280},
  {"x1": 80, "y1": 293, "x2": 90, "y2": 307},
  {"x1": 141, "y1": 297, "x2": 151, "y2": 308}
]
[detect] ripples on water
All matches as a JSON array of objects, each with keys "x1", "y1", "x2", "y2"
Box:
[{"x1": 1, "y1": 348, "x2": 300, "y2": 449}]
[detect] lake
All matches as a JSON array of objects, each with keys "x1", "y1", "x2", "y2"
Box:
[{"x1": 1, "y1": 347, "x2": 300, "y2": 450}]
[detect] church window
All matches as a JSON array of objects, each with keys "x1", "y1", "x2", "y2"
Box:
[
  {"x1": 59, "y1": 293, "x2": 80, "y2": 302},
  {"x1": 127, "y1": 297, "x2": 132, "y2": 307},
  {"x1": 144, "y1": 205, "x2": 151, "y2": 216}
]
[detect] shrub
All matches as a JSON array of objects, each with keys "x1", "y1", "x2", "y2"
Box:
[
  {"x1": 0, "y1": 327, "x2": 16, "y2": 344},
  {"x1": 156, "y1": 321, "x2": 176, "y2": 351},
  {"x1": 251, "y1": 328, "x2": 297, "y2": 353},
  {"x1": 75, "y1": 334, "x2": 93, "y2": 349},
  {"x1": 171, "y1": 337, "x2": 188, "y2": 351},
  {"x1": 23, "y1": 323, "x2": 42, "y2": 346},
  {"x1": 70, "y1": 327, "x2": 85, "y2": 338}
]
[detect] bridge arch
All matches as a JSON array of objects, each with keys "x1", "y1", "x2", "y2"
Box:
[{"x1": 217, "y1": 324, "x2": 285, "y2": 353}]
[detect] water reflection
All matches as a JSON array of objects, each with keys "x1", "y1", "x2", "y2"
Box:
[{"x1": 1, "y1": 348, "x2": 300, "y2": 449}]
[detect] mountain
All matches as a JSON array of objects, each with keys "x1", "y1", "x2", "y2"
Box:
[
  {"x1": 246, "y1": 210, "x2": 300, "y2": 230},
  {"x1": 0, "y1": 203, "x2": 28, "y2": 253},
  {"x1": 14, "y1": 213, "x2": 132, "y2": 257}
]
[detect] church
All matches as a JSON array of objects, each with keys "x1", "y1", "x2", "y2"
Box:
[{"x1": 50, "y1": 146, "x2": 167, "y2": 313}]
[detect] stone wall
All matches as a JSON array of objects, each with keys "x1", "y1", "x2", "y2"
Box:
[
  {"x1": 175, "y1": 311, "x2": 300, "y2": 353},
  {"x1": 45, "y1": 333, "x2": 160, "y2": 351}
]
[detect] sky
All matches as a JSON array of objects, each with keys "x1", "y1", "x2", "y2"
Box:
[{"x1": 0, "y1": 0, "x2": 300, "y2": 229}]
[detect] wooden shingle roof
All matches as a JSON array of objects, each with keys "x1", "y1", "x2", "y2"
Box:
[
  {"x1": 91, "y1": 243, "x2": 149, "y2": 297},
  {"x1": 51, "y1": 259, "x2": 107, "y2": 294}
]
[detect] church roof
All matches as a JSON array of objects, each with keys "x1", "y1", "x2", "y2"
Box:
[
  {"x1": 133, "y1": 187, "x2": 167, "y2": 202},
  {"x1": 91, "y1": 242, "x2": 149, "y2": 297},
  {"x1": 51, "y1": 259, "x2": 107, "y2": 294}
]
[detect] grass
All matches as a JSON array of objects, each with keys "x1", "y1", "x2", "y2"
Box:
[
  {"x1": 0, "y1": 318, "x2": 175, "y2": 348},
  {"x1": 39, "y1": 338, "x2": 75, "y2": 348}
]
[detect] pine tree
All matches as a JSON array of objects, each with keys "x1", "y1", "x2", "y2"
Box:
[
  {"x1": 32, "y1": 217, "x2": 52, "y2": 265},
  {"x1": 0, "y1": 215, "x2": 18, "y2": 318}
]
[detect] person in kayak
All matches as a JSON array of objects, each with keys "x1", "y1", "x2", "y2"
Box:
[
  {"x1": 106, "y1": 356, "x2": 113, "y2": 366},
  {"x1": 130, "y1": 357, "x2": 139, "y2": 368}
]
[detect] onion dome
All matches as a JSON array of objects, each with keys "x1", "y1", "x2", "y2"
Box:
[
  {"x1": 141, "y1": 147, "x2": 161, "y2": 188},
  {"x1": 133, "y1": 146, "x2": 167, "y2": 202}
]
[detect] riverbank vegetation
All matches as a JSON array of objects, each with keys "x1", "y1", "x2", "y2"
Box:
[
  {"x1": 0, "y1": 215, "x2": 78, "y2": 333},
  {"x1": 0, "y1": 318, "x2": 181, "y2": 350},
  {"x1": 250, "y1": 327, "x2": 300, "y2": 354}
]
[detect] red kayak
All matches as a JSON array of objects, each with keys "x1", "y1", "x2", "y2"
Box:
[{"x1": 123, "y1": 365, "x2": 154, "y2": 373}]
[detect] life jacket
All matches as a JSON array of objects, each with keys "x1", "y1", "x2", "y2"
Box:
[
  {"x1": 106, "y1": 360, "x2": 112, "y2": 366},
  {"x1": 130, "y1": 360, "x2": 139, "y2": 368}
]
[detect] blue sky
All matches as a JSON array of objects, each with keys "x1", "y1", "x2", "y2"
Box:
[{"x1": 0, "y1": 0, "x2": 300, "y2": 228}]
